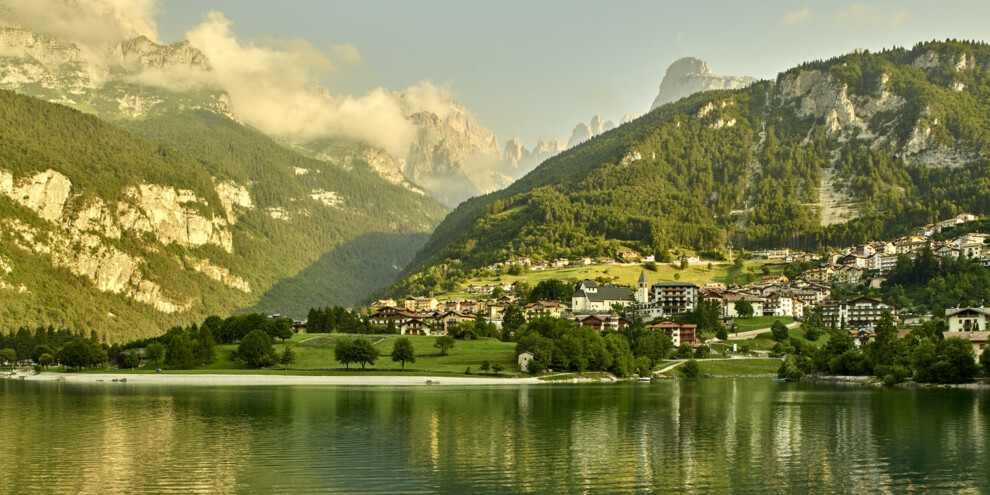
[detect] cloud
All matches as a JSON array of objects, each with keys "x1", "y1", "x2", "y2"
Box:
[
  {"x1": 782, "y1": 6, "x2": 811, "y2": 24},
  {"x1": 1, "y1": 0, "x2": 159, "y2": 44},
  {"x1": 836, "y1": 4, "x2": 908, "y2": 27},
  {"x1": 184, "y1": 11, "x2": 454, "y2": 157}
]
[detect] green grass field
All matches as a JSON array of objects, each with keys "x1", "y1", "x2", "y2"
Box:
[
  {"x1": 102, "y1": 334, "x2": 520, "y2": 376},
  {"x1": 731, "y1": 316, "x2": 796, "y2": 333},
  {"x1": 438, "y1": 261, "x2": 782, "y2": 300},
  {"x1": 725, "y1": 327, "x2": 826, "y2": 351},
  {"x1": 671, "y1": 358, "x2": 782, "y2": 377}
]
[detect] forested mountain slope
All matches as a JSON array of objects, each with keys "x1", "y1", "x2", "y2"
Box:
[
  {"x1": 0, "y1": 91, "x2": 447, "y2": 341},
  {"x1": 382, "y1": 41, "x2": 990, "y2": 299}
]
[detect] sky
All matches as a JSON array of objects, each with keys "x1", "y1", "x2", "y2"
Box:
[{"x1": 147, "y1": 0, "x2": 990, "y2": 149}]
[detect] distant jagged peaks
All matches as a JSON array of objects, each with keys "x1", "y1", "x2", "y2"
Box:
[
  {"x1": 650, "y1": 57, "x2": 757, "y2": 111},
  {"x1": 567, "y1": 115, "x2": 616, "y2": 148}
]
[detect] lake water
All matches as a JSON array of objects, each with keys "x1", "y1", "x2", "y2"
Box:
[{"x1": 1, "y1": 378, "x2": 989, "y2": 494}]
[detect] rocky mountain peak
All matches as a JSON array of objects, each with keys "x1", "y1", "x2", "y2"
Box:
[{"x1": 650, "y1": 57, "x2": 756, "y2": 110}]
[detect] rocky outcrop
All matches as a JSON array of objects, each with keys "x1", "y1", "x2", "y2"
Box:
[
  {"x1": 116, "y1": 184, "x2": 233, "y2": 253},
  {"x1": 651, "y1": 57, "x2": 756, "y2": 111},
  {"x1": 0, "y1": 167, "x2": 257, "y2": 313},
  {"x1": 309, "y1": 189, "x2": 343, "y2": 207},
  {"x1": 568, "y1": 116, "x2": 616, "y2": 148},
  {"x1": 185, "y1": 256, "x2": 251, "y2": 293}
]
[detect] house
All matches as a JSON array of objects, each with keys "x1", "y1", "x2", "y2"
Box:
[
  {"x1": 850, "y1": 327, "x2": 876, "y2": 348},
  {"x1": 945, "y1": 307, "x2": 990, "y2": 333},
  {"x1": 941, "y1": 331, "x2": 988, "y2": 360},
  {"x1": 571, "y1": 312, "x2": 629, "y2": 332},
  {"x1": 822, "y1": 297, "x2": 897, "y2": 330},
  {"x1": 722, "y1": 293, "x2": 765, "y2": 318},
  {"x1": 370, "y1": 299, "x2": 397, "y2": 310},
  {"x1": 646, "y1": 320, "x2": 698, "y2": 347},
  {"x1": 523, "y1": 301, "x2": 566, "y2": 320},
  {"x1": 403, "y1": 296, "x2": 439, "y2": 311},
  {"x1": 617, "y1": 250, "x2": 642, "y2": 262},
  {"x1": 518, "y1": 351, "x2": 535, "y2": 372},
  {"x1": 571, "y1": 280, "x2": 635, "y2": 313},
  {"x1": 642, "y1": 255, "x2": 656, "y2": 262},
  {"x1": 936, "y1": 245, "x2": 961, "y2": 259},
  {"x1": 761, "y1": 274, "x2": 789, "y2": 284}
]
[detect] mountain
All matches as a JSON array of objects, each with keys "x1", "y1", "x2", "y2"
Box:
[
  {"x1": 0, "y1": 89, "x2": 447, "y2": 341},
  {"x1": 381, "y1": 41, "x2": 990, "y2": 299},
  {"x1": 650, "y1": 57, "x2": 757, "y2": 110}
]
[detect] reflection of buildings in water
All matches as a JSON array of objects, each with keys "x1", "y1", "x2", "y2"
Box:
[{"x1": 429, "y1": 410, "x2": 440, "y2": 470}]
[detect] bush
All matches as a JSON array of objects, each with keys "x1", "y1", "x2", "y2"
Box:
[
  {"x1": 492, "y1": 363, "x2": 505, "y2": 374},
  {"x1": 877, "y1": 364, "x2": 910, "y2": 385},
  {"x1": 804, "y1": 326, "x2": 822, "y2": 342},
  {"x1": 771, "y1": 320, "x2": 789, "y2": 342},
  {"x1": 681, "y1": 359, "x2": 701, "y2": 378},
  {"x1": 642, "y1": 261, "x2": 658, "y2": 271}
]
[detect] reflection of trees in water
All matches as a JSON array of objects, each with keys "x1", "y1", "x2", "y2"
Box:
[{"x1": 1, "y1": 380, "x2": 989, "y2": 492}]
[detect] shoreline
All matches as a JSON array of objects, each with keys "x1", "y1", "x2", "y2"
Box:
[{"x1": 7, "y1": 371, "x2": 548, "y2": 387}]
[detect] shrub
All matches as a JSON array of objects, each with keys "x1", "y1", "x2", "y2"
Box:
[{"x1": 681, "y1": 359, "x2": 701, "y2": 378}]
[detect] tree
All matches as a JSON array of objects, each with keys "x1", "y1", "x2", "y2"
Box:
[
  {"x1": 492, "y1": 363, "x2": 505, "y2": 374},
  {"x1": 56, "y1": 338, "x2": 106, "y2": 370},
  {"x1": 435, "y1": 335, "x2": 455, "y2": 356},
  {"x1": 734, "y1": 300, "x2": 754, "y2": 318},
  {"x1": 480, "y1": 360, "x2": 491, "y2": 372},
  {"x1": 31, "y1": 345, "x2": 53, "y2": 363},
  {"x1": 196, "y1": 324, "x2": 216, "y2": 364},
  {"x1": 771, "y1": 320, "x2": 789, "y2": 342},
  {"x1": 352, "y1": 339, "x2": 378, "y2": 369},
  {"x1": 166, "y1": 333, "x2": 196, "y2": 369},
  {"x1": 734, "y1": 256, "x2": 744, "y2": 269},
  {"x1": 673, "y1": 273, "x2": 681, "y2": 281},
  {"x1": 265, "y1": 318, "x2": 294, "y2": 342},
  {"x1": 679, "y1": 258, "x2": 689, "y2": 270},
  {"x1": 981, "y1": 348, "x2": 990, "y2": 376},
  {"x1": 502, "y1": 304, "x2": 526, "y2": 340},
  {"x1": 237, "y1": 330, "x2": 277, "y2": 368},
  {"x1": 145, "y1": 342, "x2": 165, "y2": 365},
  {"x1": 391, "y1": 337, "x2": 415, "y2": 370},
  {"x1": 681, "y1": 359, "x2": 701, "y2": 378},
  {"x1": 0, "y1": 348, "x2": 15, "y2": 369},
  {"x1": 38, "y1": 353, "x2": 54, "y2": 368},
  {"x1": 334, "y1": 338, "x2": 357, "y2": 369},
  {"x1": 280, "y1": 346, "x2": 296, "y2": 368}
]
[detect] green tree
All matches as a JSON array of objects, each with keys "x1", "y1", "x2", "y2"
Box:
[
  {"x1": 502, "y1": 304, "x2": 526, "y2": 340},
  {"x1": 196, "y1": 324, "x2": 216, "y2": 364},
  {"x1": 237, "y1": 330, "x2": 277, "y2": 368},
  {"x1": 352, "y1": 339, "x2": 378, "y2": 369},
  {"x1": 480, "y1": 360, "x2": 491, "y2": 373},
  {"x1": 434, "y1": 335, "x2": 456, "y2": 356},
  {"x1": 166, "y1": 333, "x2": 196, "y2": 369},
  {"x1": 334, "y1": 338, "x2": 357, "y2": 369},
  {"x1": 734, "y1": 300, "x2": 754, "y2": 318},
  {"x1": 391, "y1": 337, "x2": 415, "y2": 370},
  {"x1": 123, "y1": 350, "x2": 140, "y2": 369},
  {"x1": 31, "y1": 345, "x2": 53, "y2": 363},
  {"x1": 0, "y1": 348, "x2": 15, "y2": 369},
  {"x1": 38, "y1": 353, "x2": 54, "y2": 368},
  {"x1": 145, "y1": 342, "x2": 165, "y2": 366},
  {"x1": 280, "y1": 346, "x2": 296, "y2": 368},
  {"x1": 492, "y1": 363, "x2": 505, "y2": 374},
  {"x1": 771, "y1": 320, "x2": 789, "y2": 342},
  {"x1": 681, "y1": 359, "x2": 701, "y2": 378}
]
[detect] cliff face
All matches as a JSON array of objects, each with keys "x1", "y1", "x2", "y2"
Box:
[
  {"x1": 0, "y1": 168, "x2": 253, "y2": 313},
  {"x1": 650, "y1": 57, "x2": 756, "y2": 110}
]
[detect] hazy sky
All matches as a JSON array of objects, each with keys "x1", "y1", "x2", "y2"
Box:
[{"x1": 154, "y1": 0, "x2": 990, "y2": 149}]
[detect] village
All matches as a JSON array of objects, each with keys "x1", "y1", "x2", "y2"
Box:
[{"x1": 364, "y1": 213, "x2": 989, "y2": 362}]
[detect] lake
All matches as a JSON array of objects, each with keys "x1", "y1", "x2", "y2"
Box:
[{"x1": 1, "y1": 378, "x2": 988, "y2": 493}]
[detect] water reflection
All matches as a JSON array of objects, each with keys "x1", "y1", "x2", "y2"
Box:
[{"x1": 1, "y1": 379, "x2": 989, "y2": 493}]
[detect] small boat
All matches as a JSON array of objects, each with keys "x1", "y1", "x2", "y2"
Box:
[
  {"x1": 772, "y1": 377, "x2": 797, "y2": 383},
  {"x1": 638, "y1": 376, "x2": 652, "y2": 382}
]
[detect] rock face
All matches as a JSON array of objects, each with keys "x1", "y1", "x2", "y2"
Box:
[
  {"x1": 650, "y1": 57, "x2": 757, "y2": 111},
  {"x1": 0, "y1": 24, "x2": 233, "y2": 119},
  {"x1": 0, "y1": 167, "x2": 255, "y2": 312}
]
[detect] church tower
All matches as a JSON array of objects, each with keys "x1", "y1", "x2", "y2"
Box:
[{"x1": 637, "y1": 270, "x2": 649, "y2": 304}]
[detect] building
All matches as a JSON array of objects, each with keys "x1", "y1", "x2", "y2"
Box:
[
  {"x1": 822, "y1": 297, "x2": 896, "y2": 330},
  {"x1": 650, "y1": 282, "x2": 699, "y2": 316},
  {"x1": 518, "y1": 351, "x2": 534, "y2": 372},
  {"x1": 945, "y1": 307, "x2": 990, "y2": 333},
  {"x1": 571, "y1": 312, "x2": 630, "y2": 332},
  {"x1": 722, "y1": 293, "x2": 765, "y2": 318},
  {"x1": 403, "y1": 296, "x2": 439, "y2": 311},
  {"x1": 523, "y1": 301, "x2": 566, "y2": 320},
  {"x1": 646, "y1": 321, "x2": 698, "y2": 347},
  {"x1": 571, "y1": 280, "x2": 635, "y2": 313}
]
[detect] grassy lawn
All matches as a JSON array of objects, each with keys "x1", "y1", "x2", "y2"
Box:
[
  {"x1": 725, "y1": 327, "x2": 826, "y2": 351},
  {"x1": 731, "y1": 316, "x2": 795, "y2": 333},
  {"x1": 102, "y1": 334, "x2": 519, "y2": 375},
  {"x1": 441, "y1": 261, "x2": 780, "y2": 299},
  {"x1": 671, "y1": 358, "x2": 781, "y2": 377}
]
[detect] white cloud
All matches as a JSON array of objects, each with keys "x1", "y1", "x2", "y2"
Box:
[
  {"x1": 837, "y1": 4, "x2": 908, "y2": 27},
  {"x1": 1, "y1": 0, "x2": 160, "y2": 44},
  {"x1": 782, "y1": 6, "x2": 811, "y2": 24}
]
